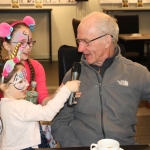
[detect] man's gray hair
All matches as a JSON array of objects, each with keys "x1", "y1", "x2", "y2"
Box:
[{"x1": 83, "y1": 12, "x2": 119, "y2": 47}]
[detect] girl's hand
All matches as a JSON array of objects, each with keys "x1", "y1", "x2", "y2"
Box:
[{"x1": 65, "y1": 80, "x2": 81, "y2": 92}]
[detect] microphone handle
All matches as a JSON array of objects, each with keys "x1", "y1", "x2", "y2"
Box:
[
  {"x1": 68, "y1": 92, "x2": 76, "y2": 106},
  {"x1": 68, "y1": 72, "x2": 80, "y2": 106},
  {"x1": 71, "y1": 72, "x2": 80, "y2": 80}
]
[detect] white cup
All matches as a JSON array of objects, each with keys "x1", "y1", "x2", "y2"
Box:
[{"x1": 90, "y1": 139, "x2": 123, "y2": 150}]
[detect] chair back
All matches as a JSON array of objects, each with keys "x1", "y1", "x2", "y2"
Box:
[
  {"x1": 72, "y1": 18, "x2": 80, "y2": 46},
  {"x1": 114, "y1": 15, "x2": 144, "y2": 62},
  {"x1": 114, "y1": 15, "x2": 139, "y2": 34},
  {"x1": 58, "y1": 45, "x2": 82, "y2": 85}
]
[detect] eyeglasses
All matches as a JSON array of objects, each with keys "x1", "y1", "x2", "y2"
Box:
[
  {"x1": 11, "y1": 40, "x2": 36, "y2": 48},
  {"x1": 76, "y1": 34, "x2": 113, "y2": 47}
]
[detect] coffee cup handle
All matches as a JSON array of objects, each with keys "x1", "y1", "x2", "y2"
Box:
[{"x1": 90, "y1": 143, "x2": 97, "y2": 150}]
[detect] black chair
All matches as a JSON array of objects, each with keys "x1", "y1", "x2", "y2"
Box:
[
  {"x1": 58, "y1": 45, "x2": 82, "y2": 85},
  {"x1": 114, "y1": 15, "x2": 145, "y2": 63},
  {"x1": 72, "y1": 18, "x2": 80, "y2": 47}
]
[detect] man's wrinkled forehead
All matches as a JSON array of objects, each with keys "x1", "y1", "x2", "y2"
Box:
[{"x1": 13, "y1": 28, "x2": 32, "y2": 41}]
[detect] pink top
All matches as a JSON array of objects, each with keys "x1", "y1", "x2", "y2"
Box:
[{"x1": 24, "y1": 59, "x2": 49, "y2": 104}]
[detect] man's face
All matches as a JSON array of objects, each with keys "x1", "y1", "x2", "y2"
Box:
[{"x1": 77, "y1": 22, "x2": 108, "y2": 66}]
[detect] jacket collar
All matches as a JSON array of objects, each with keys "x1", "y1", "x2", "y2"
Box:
[{"x1": 81, "y1": 45, "x2": 120, "y2": 77}]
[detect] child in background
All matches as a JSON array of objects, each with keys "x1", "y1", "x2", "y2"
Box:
[{"x1": 0, "y1": 56, "x2": 80, "y2": 150}]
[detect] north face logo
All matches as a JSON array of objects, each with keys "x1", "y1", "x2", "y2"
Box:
[{"x1": 117, "y1": 80, "x2": 128, "y2": 86}]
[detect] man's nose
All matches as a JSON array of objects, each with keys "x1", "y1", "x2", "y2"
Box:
[{"x1": 78, "y1": 43, "x2": 86, "y2": 52}]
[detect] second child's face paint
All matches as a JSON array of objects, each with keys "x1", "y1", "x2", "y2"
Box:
[
  {"x1": 6, "y1": 66, "x2": 29, "y2": 100},
  {"x1": 10, "y1": 68, "x2": 28, "y2": 90}
]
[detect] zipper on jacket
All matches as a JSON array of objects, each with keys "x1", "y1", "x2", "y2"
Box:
[
  {"x1": 82, "y1": 61, "x2": 106, "y2": 139},
  {"x1": 82, "y1": 47, "x2": 119, "y2": 140},
  {"x1": 95, "y1": 68, "x2": 105, "y2": 139},
  {"x1": 99, "y1": 82, "x2": 105, "y2": 139}
]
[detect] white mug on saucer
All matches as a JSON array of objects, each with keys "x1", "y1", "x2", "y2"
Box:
[{"x1": 90, "y1": 139, "x2": 123, "y2": 150}]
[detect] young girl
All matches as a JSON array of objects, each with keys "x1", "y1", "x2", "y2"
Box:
[
  {"x1": 0, "y1": 16, "x2": 50, "y2": 105},
  {"x1": 0, "y1": 16, "x2": 57, "y2": 148},
  {"x1": 0, "y1": 56, "x2": 80, "y2": 150}
]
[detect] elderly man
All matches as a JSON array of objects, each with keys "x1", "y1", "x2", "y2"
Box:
[{"x1": 51, "y1": 12, "x2": 150, "y2": 147}]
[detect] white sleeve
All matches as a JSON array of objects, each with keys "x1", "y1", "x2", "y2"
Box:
[{"x1": 11, "y1": 85, "x2": 71, "y2": 122}]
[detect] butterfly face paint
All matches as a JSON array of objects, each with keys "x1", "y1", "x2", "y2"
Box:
[
  {"x1": 20, "y1": 31, "x2": 35, "y2": 48},
  {"x1": 11, "y1": 29, "x2": 33, "y2": 49},
  {"x1": 9, "y1": 68, "x2": 29, "y2": 90}
]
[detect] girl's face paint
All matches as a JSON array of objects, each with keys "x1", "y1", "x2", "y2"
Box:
[
  {"x1": 10, "y1": 68, "x2": 28, "y2": 90},
  {"x1": 10, "y1": 26, "x2": 33, "y2": 61}
]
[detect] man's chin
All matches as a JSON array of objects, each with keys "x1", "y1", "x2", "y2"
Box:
[{"x1": 86, "y1": 59, "x2": 93, "y2": 65}]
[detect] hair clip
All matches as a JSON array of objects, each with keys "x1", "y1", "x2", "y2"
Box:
[
  {"x1": 9, "y1": 43, "x2": 21, "y2": 59},
  {"x1": 0, "y1": 16, "x2": 35, "y2": 40},
  {"x1": 1, "y1": 56, "x2": 20, "y2": 83},
  {"x1": 1, "y1": 43, "x2": 21, "y2": 83},
  {"x1": 23, "y1": 16, "x2": 35, "y2": 32},
  {"x1": 0, "y1": 23, "x2": 13, "y2": 39}
]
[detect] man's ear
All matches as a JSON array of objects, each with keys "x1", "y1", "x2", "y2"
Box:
[
  {"x1": 104, "y1": 35, "x2": 112, "y2": 49},
  {"x1": 3, "y1": 41, "x2": 11, "y2": 52}
]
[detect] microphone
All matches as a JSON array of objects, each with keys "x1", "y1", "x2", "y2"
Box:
[{"x1": 68, "y1": 62, "x2": 81, "y2": 106}]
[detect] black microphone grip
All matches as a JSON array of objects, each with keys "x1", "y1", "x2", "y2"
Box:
[
  {"x1": 68, "y1": 62, "x2": 81, "y2": 106},
  {"x1": 68, "y1": 72, "x2": 80, "y2": 106},
  {"x1": 68, "y1": 92, "x2": 76, "y2": 106}
]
